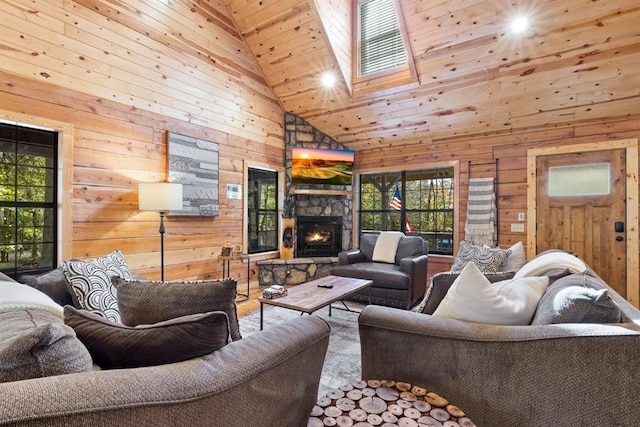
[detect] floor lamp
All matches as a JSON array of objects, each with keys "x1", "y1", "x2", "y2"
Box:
[{"x1": 138, "y1": 182, "x2": 183, "y2": 281}]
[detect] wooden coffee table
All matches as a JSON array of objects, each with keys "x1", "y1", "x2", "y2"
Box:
[{"x1": 258, "y1": 275, "x2": 373, "y2": 330}]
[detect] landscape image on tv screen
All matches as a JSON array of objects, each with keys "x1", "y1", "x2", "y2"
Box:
[{"x1": 291, "y1": 148, "x2": 354, "y2": 186}]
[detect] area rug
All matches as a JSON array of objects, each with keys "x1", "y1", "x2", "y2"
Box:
[{"x1": 239, "y1": 301, "x2": 366, "y2": 396}]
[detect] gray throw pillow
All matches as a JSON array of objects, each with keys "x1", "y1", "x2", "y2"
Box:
[
  {"x1": 64, "y1": 306, "x2": 230, "y2": 369},
  {"x1": 113, "y1": 277, "x2": 242, "y2": 341},
  {"x1": 0, "y1": 309, "x2": 93, "y2": 383},
  {"x1": 531, "y1": 274, "x2": 622, "y2": 325},
  {"x1": 19, "y1": 269, "x2": 75, "y2": 307}
]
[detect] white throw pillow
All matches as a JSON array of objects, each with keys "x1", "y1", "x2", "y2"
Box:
[
  {"x1": 371, "y1": 231, "x2": 404, "y2": 263},
  {"x1": 502, "y1": 241, "x2": 527, "y2": 272},
  {"x1": 433, "y1": 262, "x2": 549, "y2": 325},
  {"x1": 0, "y1": 281, "x2": 63, "y2": 318},
  {"x1": 514, "y1": 251, "x2": 587, "y2": 279}
]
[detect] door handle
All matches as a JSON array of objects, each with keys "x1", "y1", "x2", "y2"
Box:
[{"x1": 615, "y1": 221, "x2": 624, "y2": 233}]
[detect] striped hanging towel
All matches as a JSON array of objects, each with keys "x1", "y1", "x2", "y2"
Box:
[{"x1": 465, "y1": 177, "x2": 497, "y2": 246}]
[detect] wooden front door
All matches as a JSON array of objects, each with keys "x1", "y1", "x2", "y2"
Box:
[{"x1": 536, "y1": 149, "x2": 626, "y2": 296}]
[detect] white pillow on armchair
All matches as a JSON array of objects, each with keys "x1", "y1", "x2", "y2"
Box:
[{"x1": 371, "y1": 231, "x2": 404, "y2": 263}]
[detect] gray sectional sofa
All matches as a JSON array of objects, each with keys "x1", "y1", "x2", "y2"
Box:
[
  {"x1": 358, "y1": 251, "x2": 640, "y2": 426},
  {"x1": 0, "y1": 274, "x2": 330, "y2": 426},
  {"x1": 331, "y1": 233, "x2": 428, "y2": 309}
]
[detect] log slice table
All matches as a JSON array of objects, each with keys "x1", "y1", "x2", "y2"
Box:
[
  {"x1": 308, "y1": 379, "x2": 476, "y2": 427},
  {"x1": 258, "y1": 275, "x2": 373, "y2": 330}
]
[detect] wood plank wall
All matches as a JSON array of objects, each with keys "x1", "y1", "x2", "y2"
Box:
[
  {"x1": 356, "y1": 118, "x2": 640, "y2": 280},
  {"x1": 0, "y1": 0, "x2": 284, "y2": 283},
  {"x1": 1, "y1": 0, "x2": 639, "y2": 292}
]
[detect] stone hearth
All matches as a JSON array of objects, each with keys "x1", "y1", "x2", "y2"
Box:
[{"x1": 257, "y1": 257, "x2": 338, "y2": 286}]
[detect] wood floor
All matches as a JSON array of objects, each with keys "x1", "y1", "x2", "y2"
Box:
[{"x1": 236, "y1": 286, "x2": 267, "y2": 318}]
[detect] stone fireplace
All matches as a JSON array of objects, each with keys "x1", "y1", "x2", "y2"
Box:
[
  {"x1": 296, "y1": 216, "x2": 343, "y2": 257},
  {"x1": 255, "y1": 113, "x2": 354, "y2": 287}
]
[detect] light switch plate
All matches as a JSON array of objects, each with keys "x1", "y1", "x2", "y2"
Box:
[
  {"x1": 511, "y1": 223, "x2": 525, "y2": 232},
  {"x1": 518, "y1": 212, "x2": 525, "y2": 221}
]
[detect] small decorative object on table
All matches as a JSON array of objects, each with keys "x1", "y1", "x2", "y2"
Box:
[
  {"x1": 221, "y1": 242, "x2": 232, "y2": 257},
  {"x1": 308, "y1": 379, "x2": 476, "y2": 427},
  {"x1": 263, "y1": 285, "x2": 287, "y2": 299}
]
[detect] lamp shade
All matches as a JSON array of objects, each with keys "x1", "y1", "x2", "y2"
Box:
[{"x1": 138, "y1": 182, "x2": 183, "y2": 212}]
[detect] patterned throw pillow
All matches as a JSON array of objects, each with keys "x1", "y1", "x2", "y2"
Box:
[
  {"x1": 61, "y1": 250, "x2": 132, "y2": 323},
  {"x1": 450, "y1": 241, "x2": 511, "y2": 273}
]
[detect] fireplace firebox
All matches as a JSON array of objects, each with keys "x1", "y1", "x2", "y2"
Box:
[{"x1": 296, "y1": 216, "x2": 343, "y2": 257}]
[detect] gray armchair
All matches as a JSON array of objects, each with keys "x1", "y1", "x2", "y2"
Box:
[{"x1": 330, "y1": 234, "x2": 428, "y2": 309}]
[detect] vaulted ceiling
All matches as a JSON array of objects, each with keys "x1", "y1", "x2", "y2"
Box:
[{"x1": 223, "y1": 0, "x2": 640, "y2": 152}]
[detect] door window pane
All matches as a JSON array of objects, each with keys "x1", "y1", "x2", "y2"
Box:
[{"x1": 548, "y1": 163, "x2": 610, "y2": 197}]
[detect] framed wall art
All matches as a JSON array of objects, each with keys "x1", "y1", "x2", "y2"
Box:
[{"x1": 167, "y1": 131, "x2": 220, "y2": 216}]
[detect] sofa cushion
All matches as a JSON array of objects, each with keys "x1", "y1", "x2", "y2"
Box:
[
  {"x1": 61, "y1": 250, "x2": 133, "y2": 323},
  {"x1": 18, "y1": 269, "x2": 75, "y2": 307},
  {"x1": 113, "y1": 277, "x2": 241, "y2": 341},
  {"x1": 0, "y1": 303, "x2": 92, "y2": 382},
  {"x1": 450, "y1": 240, "x2": 511, "y2": 273},
  {"x1": 417, "y1": 271, "x2": 515, "y2": 315},
  {"x1": 372, "y1": 231, "x2": 404, "y2": 263},
  {"x1": 532, "y1": 274, "x2": 622, "y2": 325},
  {"x1": 329, "y1": 263, "x2": 411, "y2": 290},
  {"x1": 433, "y1": 262, "x2": 549, "y2": 325},
  {"x1": 360, "y1": 234, "x2": 377, "y2": 261},
  {"x1": 64, "y1": 306, "x2": 230, "y2": 369},
  {"x1": 395, "y1": 236, "x2": 427, "y2": 262}
]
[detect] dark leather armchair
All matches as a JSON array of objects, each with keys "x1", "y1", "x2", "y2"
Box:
[{"x1": 330, "y1": 234, "x2": 428, "y2": 309}]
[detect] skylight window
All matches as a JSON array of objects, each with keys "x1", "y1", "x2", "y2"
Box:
[{"x1": 357, "y1": 0, "x2": 407, "y2": 77}]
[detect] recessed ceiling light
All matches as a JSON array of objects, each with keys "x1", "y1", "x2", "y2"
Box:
[
  {"x1": 510, "y1": 16, "x2": 530, "y2": 34},
  {"x1": 321, "y1": 71, "x2": 337, "y2": 88}
]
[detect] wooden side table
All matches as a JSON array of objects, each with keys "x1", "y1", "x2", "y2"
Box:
[
  {"x1": 308, "y1": 379, "x2": 476, "y2": 427},
  {"x1": 218, "y1": 254, "x2": 250, "y2": 301}
]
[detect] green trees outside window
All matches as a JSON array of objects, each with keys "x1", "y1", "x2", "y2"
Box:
[
  {"x1": 0, "y1": 123, "x2": 58, "y2": 277},
  {"x1": 359, "y1": 168, "x2": 454, "y2": 255},
  {"x1": 247, "y1": 167, "x2": 278, "y2": 254}
]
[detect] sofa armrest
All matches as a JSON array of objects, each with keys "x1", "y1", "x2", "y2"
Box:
[
  {"x1": 0, "y1": 316, "x2": 330, "y2": 426},
  {"x1": 338, "y1": 250, "x2": 366, "y2": 265},
  {"x1": 398, "y1": 254, "x2": 428, "y2": 302},
  {"x1": 359, "y1": 305, "x2": 640, "y2": 426}
]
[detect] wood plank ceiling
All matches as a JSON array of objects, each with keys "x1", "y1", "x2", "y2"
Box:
[{"x1": 223, "y1": 0, "x2": 640, "y2": 152}]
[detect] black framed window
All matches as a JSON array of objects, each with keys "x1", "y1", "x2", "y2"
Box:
[
  {"x1": 247, "y1": 167, "x2": 278, "y2": 254},
  {"x1": 0, "y1": 123, "x2": 58, "y2": 278},
  {"x1": 359, "y1": 167, "x2": 454, "y2": 255}
]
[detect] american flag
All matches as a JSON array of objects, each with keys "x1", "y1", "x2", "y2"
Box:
[{"x1": 390, "y1": 185, "x2": 413, "y2": 233}]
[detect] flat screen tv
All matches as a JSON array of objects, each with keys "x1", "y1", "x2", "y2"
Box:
[{"x1": 291, "y1": 147, "x2": 354, "y2": 186}]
